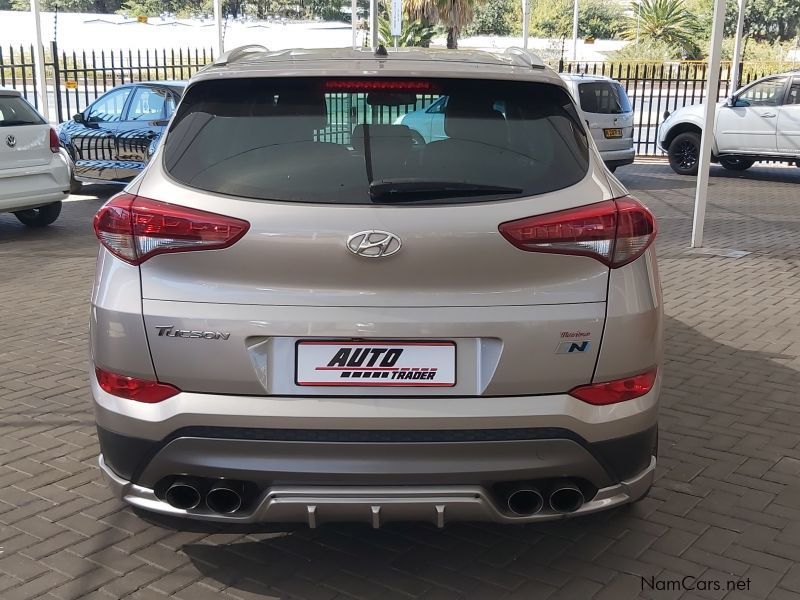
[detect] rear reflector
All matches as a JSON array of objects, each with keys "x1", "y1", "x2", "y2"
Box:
[
  {"x1": 498, "y1": 196, "x2": 656, "y2": 268},
  {"x1": 95, "y1": 367, "x2": 180, "y2": 403},
  {"x1": 49, "y1": 128, "x2": 60, "y2": 153},
  {"x1": 568, "y1": 369, "x2": 658, "y2": 405},
  {"x1": 93, "y1": 193, "x2": 249, "y2": 265}
]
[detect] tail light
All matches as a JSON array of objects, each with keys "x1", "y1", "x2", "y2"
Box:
[
  {"x1": 95, "y1": 367, "x2": 180, "y2": 403},
  {"x1": 93, "y1": 193, "x2": 250, "y2": 265},
  {"x1": 498, "y1": 196, "x2": 656, "y2": 268},
  {"x1": 49, "y1": 128, "x2": 60, "y2": 153},
  {"x1": 569, "y1": 369, "x2": 658, "y2": 405}
]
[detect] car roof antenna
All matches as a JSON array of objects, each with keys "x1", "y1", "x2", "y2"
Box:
[{"x1": 375, "y1": 44, "x2": 389, "y2": 57}]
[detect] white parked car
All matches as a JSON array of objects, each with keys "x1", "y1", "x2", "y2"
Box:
[
  {"x1": 0, "y1": 87, "x2": 70, "y2": 227},
  {"x1": 659, "y1": 71, "x2": 800, "y2": 175},
  {"x1": 560, "y1": 74, "x2": 635, "y2": 172}
]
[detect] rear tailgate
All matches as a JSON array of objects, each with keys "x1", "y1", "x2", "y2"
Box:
[
  {"x1": 576, "y1": 80, "x2": 634, "y2": 151},
  {"x1": 131, "y1": 74, "x2": 614, "y2": 397},
  {"x1": 0, "y1": 94, "x2": 51, "y2": 170}
]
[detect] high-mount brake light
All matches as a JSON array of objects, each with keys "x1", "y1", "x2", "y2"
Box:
[
  {"x1": 93, "y1": 193, "x2": 250, "y2": 265},
  {"x1": 323, "y1": 79, "x2": 440, "y2": 92},
  {"x1": 498, "y1": 196, "x2": 656, "y2": 268}
]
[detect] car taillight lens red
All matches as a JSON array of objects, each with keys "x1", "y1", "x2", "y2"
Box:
[
  {"x1": 568, "y1": 369, "x2": 658, "y2": 405},
  {"x1": 49, "y1": 128, "x2": 60, "y2": 153},
  {"x1": 93, "y1": 193, "x2": 250, "y2": 265},
  {"x1": 95, "y1": 367, "x2": 180, "y2": 403},
  {"x1": 498, "y1": 196, "x2": 656, "y2": 268}
]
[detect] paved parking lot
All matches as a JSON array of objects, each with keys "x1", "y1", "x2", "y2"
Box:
[{"x1": 1, "y1": 163, "x2": 799, "y2": 600}]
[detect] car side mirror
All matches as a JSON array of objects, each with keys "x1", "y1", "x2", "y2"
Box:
[
  {"x1": 725, "y1": 97, "x2": 734, "y2": 107},
  {"x1": 73, "y1": 113, "x2": 85, "y2": 123}
]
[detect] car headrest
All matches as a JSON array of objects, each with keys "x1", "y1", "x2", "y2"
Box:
[
  {"x1": 351, "y1": 124, "x2": 413, "y2": 153},
  {"x1": 578, "y1": 88, "x2": 598, "y2": 113},
  {"x1": 276, "y1": 89, "x2": 328, "y2": 132},
  {"x1": 443, "y1": 98, "x2": 508, "y2": 148}
]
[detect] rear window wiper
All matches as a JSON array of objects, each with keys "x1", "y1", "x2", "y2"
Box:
[
  {"x1": 369, "y1": 179, "x2": 523, "y2": 203},
  {"x1": 0, "y1": 120, "x2": 40, "y2": 127}
]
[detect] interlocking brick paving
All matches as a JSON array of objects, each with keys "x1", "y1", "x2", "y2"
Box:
[{"x1": 0, "y1": 164, "x2": 798, "y2": 599}]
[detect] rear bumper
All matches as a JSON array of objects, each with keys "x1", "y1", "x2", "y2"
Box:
[
  {"x1": 99, "y1": 451, "x2": 656, "y2": 526},
  {"x1": 600, "y1": 147, "x2": 635, "y2": 168},
  {"x1": 0, "y1": 155, "x2": 69, "y2": 211},
  {"x1": 97, "y1": 423, "x2": 657, "y2": 525}
]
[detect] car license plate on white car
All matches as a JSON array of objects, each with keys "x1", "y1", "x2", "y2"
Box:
[
  {"x1": 603, "y1": 128, "x2": 623, "y2": 139},
  {"x1": 295, "y1": 341, "x2": 456, "y2": 387}
]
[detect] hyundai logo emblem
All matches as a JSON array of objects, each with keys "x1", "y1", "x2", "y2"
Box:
[
  {"x1": 346, "y1": 230, "x2": 402, "y2": 258},
  {"x1": 5, "y1": 135, "x2": 16, "y2": 148}
]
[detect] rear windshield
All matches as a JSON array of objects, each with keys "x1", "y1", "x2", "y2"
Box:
[
  {"x1": 164, "y1": 77, "x2": 589, "y2": 205},
  {"x1": 577, "y1": 81, "x2": 631, "y2": 115},
  {"x1": 0, "y1": 95, "x2": 45, "y2": 127}
]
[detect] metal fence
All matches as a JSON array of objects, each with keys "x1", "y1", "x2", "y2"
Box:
[
  {"x1": 1, "y1": 43, "x2": 795, "y2": 156},
  {"x1": 0, "y1": 42, "x2": 214, "y2": 123}
]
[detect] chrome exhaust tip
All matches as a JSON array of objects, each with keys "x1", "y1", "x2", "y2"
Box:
[
  {"x1": 507, "y1": 488, "x2": 544, "y2": 516},
  {"x1": 549, "y1": 480, "x2": 585, "y2": 514},
  {"x1": 164, "y1": 480, "x2": 202, "y2": 510},
  {"x1": 206, "y1": 482, "x2": 243, "y2": 514}
]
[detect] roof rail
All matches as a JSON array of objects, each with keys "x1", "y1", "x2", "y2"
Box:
[
  {"x1": 504, "y1": 47, "x2": 546, "y2": 69},
  {"x1": 214, "y1": 44, "x2": 269, "y2": 66}
]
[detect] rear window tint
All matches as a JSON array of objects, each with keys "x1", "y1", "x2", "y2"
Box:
[
  {"x1": 164, "y1": 77, "x2": 589, "y2": 205},
  {"x1": 0, "y1": 95, "x2": 45, "y2": 126},
  {"x1": 577, "y1": 81, "x2": 631, "y2": 115}
]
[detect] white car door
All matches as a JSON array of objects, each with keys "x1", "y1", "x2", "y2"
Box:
[
  {"x1": 776, "y1": 78, "x2": 800, "y2": 155},
  {"x1": 716, "y1": 76, "x2": 788, "y2": 154}
]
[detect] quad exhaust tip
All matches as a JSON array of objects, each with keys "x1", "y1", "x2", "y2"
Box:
[
  {"x1": 549, "y1": 480, "x2": 585, "y2": 514},
  {"x1": 164, "y1": 480, "x2": 202, "y2": 510},
  {"x1": 507, "y1": 488, "x2": 544, "y2": 516},
  {"x1": 206, "y1": 483, "x2": 243, "y2": 514}
]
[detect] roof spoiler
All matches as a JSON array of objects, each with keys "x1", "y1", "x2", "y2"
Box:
[
  {"x1": 504, "y1": 47, "x2": 546, "y2": 69},
  {"x1": 213, "y1": 44, "x2": 269, "y2": 67}
]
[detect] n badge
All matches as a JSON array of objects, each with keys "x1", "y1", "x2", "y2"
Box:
[{"x1": 555, "y1": 340, "x2": 591, "y2": 354}]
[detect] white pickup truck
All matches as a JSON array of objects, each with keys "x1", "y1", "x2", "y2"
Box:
[{"x1": 658, "y1": 71, "x2": 800, "y2": 175}]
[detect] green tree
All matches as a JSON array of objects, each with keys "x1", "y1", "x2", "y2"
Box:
[
  {"x1": 11, "y1": 0, "x2": 119, "y2": 10},
  {"x1": 119, "y1": 0, "x2": 164, "y2": 17},
  {"x1": 465, "y1": 0, "x2": 512, "y2": 36},
  {"x1": 609, "y1": 38, "x2": 675, "y2": 60},
  {"x1": 379, "y1": 15, "x2": 437, "y2": 46},
  {"x1": 580, "y1": 0, "x2": 626, "y2": 39},
  {"x1": 623, "y1": 0, "x2": 699, "y2": 57},
  {"x1": 518, "y1": 0, "x2": 625, "y2": 40},
  {"x1": 688, "y1": 0, "x2": 800, "y2": 43},
  {"x1": 405, "y1": 0, "x2": 484, "y2": 48}
]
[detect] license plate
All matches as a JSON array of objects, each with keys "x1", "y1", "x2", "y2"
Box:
[
  {"x1": 603, "y1": 128, "x2": 623, "y2": 139},
  {"x1": 296, "y1": 341, "x2": 456, "y2": 387}
]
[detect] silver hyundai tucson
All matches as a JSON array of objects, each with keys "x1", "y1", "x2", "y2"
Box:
[{"x1": 90, "y1": 46, "x2": 662, "y2": 527}]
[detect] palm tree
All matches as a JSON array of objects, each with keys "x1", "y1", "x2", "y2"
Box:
[
  {"x1": 379, "y1": 15, "x2": 437, "y2": 47},
  {"x1": 405, "y1": 0, "x2": 479, "y2": 48},
  {"x1": 622, "y1": 0, "x2": 698, "y2": 56}
]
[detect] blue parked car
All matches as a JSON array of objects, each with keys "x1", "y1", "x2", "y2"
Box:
[{"x1": 57, "y1": 81, "x2": 186, "y2": 192}]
